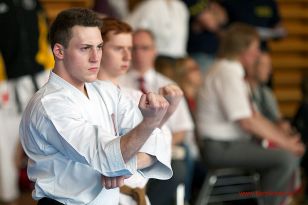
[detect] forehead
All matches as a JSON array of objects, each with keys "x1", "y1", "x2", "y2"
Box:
[
  {"x1": 249, "y1": 39, "x2": 260, "y2": 48},
  {"x1": 69, "y1": 25, "x2": 102, "y2": 45},
  {"x1": 133, "y1": 32, "x2": 153, "y2": 44},
  {"x1": 105, "y1": 32, "x2": 132, "y2": 45},
  {"x1": 186, "y1": 58, "x2": 198, "y2": 67}
]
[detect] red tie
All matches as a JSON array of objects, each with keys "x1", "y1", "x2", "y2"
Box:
[{"x1": 138, "y1": 77, "x2": 147, "y2": 94}]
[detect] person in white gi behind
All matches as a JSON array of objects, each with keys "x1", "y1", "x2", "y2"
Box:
[
  {"x1": 96, "y1": 17, "x2": 182, "y2": 205},
  {"x1": 19, "y1": 8, "x2": 173, "y2": 205}
]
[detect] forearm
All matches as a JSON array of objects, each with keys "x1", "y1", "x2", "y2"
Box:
[
  {"x1": 238, "y1": 114, "x2": 289, "y2": 148},
  {"x1": 137, "y1": 153, "x2": 157, "y2": 169},
  {"x1": 159, "y1": 111, "x2": 173, "y2": 128},
  {"x1": 120, "y1": 121, "x2": 156, "y2": 163}
]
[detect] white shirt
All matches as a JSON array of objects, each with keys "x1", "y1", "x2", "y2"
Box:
[
  {"x1": 119, "y1": 69, "x2": 194, "y2": 134},
  {"x1": 126, "y1": 0, "x2": 189, "y2": 58},
  {"x1": 119, "y1": 87, "x2": 172, "y2": 205},
  {"x1": 197, "y1": 59, "x2": 252, "y2": 141},
  {"x1": 20, "y1": 72, "x2": 172, "y2": 205}
]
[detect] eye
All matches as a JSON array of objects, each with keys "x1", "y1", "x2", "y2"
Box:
[{"x1": 81, "y1": 47, "x2": 90, "y2": 51}]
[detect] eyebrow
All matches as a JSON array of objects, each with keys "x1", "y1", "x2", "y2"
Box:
[{"x1": 81, "y1": 42, "x2": 104, "y2": 47}]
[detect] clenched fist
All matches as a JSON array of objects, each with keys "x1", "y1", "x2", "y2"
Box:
[
  {"x1": 102, "y1": 175, "x2": 125, "y2": 189},
  {"x1": 138, "y1": 92, "x2": 169, "y2": 128},
  {"x1": 158, "y1": 84, "x2": 183, "y2": 125}
]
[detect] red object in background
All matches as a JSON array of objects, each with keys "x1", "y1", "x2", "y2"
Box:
[
  {"x1": 1, "y1": 92, "x2": 9, "y2": 104},
  {"x1": 18, "y1": 153, "x2": 34, "y2": 192}
]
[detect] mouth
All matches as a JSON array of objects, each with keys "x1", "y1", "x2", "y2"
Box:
[
  {"x1": 121, "y1": 65, "x2": 129, "y2": 70},
  {"x1": 88, "y1": 67, "x2": 99, "y2": 72}
]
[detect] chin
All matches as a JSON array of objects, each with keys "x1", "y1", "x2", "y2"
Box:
[
  {"x1": 120, "y1": 68, "x2": 129, "y2": 74},
  {"x1": 86, "y1": 76, "x2": 98, "y2": 83}
]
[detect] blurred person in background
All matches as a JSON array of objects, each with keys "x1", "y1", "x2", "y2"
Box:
[
  {"x1": 119, "y1": 29, "x2": 194, "y2": 205},
  {"x1": 156, "y1": 56, "x2": 205, "y2": 203},
  {"x1": 0, "y1": 0, "x2": 52, "y2": 204},
  {"x1": 246, "y1": 51, "x2": 293, "y2": 134},
  {"x1": 293, "y1": 75, "x2": 308, "y2": 204},
  {"x1": 93, "y1": 0, "x2": 129, "y2": 19},
  {"x1": 246, "y1": 50, "x2": 302, "y2": 203},
  {"x1": 184, "y1": 0, "x2": 228, "y2": 73},
  {"x1": 221, "y1": 0, "x2": 286, "y2": 88},
  {"x1": 126, "y1": 0, "x2": 189, "y2": 60},
  {"x1": 221, "y1": 0, "x2": 286, "y2": 56},
  {"x1": 197, "y1": 23, "x2": 304, "y2": 205}
]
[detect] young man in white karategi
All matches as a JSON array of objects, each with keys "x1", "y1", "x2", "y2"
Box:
[
  {"x1": 19, "y1": 8, "x2": 174, "y2": 205},
  {"x1": 97, "y1": 17, "x2": 183, "y2": 205}
]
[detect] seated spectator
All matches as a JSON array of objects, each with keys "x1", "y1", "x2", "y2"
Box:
[
  {"x1": 196, "y1": 23, "x2": 304, "y2": 205},
  {"x1": 246, "y1": 51, "x2": 293, "y2": 136},
  {"x1": 156, "y1": 56, "x2": 203, "y2": 155},
  {"x1": 246, "y1": 51, "x2": 302, "y2": 201},
  {"x1": 156, "y1": 56, "x2": 205, "y2": 202},
  {"x1": 293, "y1": 75, "x2": 308, "y2": 202}
]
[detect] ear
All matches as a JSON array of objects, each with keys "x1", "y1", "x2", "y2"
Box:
[{"x1": 53, "y1": 43, "x2": 64, "y2": 60}]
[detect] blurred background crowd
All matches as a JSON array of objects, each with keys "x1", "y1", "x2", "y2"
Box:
[{"x1": 1, "y1": 0, "x2": 308, "y2": 205}]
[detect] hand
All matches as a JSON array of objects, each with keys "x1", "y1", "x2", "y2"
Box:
[
  {"x1": 159, "y1": 84, "x2": 183, "y2": 119},
  {"x1": 138, "y1": 92, "x2": 169, "y2": 128},
  {"x1": 101, "y1": 175, "x2": 125, "y2": 189},
  {"x1": 277, "y1": 120, "x2": 293, "y2": 135},
  {"x1": 284, "y1": 135, "x2": 305, "y2": 156}
]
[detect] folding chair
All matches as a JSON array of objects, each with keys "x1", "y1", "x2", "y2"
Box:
[{"x1": 195, "y1": 168, "x2": 264, "y2": 205}]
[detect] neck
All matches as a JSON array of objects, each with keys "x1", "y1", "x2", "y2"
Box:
[
  {"x1": 97, "y1": 70, "x2": 119, "y2": 86},
  {"x1": 134, "y1": 68, "x2": 150, "y2": 76},
  {"x1": 53, "y1": 65, "x2": 87, "y2": 96},
  {"x1": 133, "y1": 64, "x2": 152, "y2": 76}
]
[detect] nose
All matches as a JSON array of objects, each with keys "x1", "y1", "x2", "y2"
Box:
[
  {"x1": 90, "y1": 48, "x2": 101, "y2": 62},
  {"x1": 123, "y1": 49, "x2": 132, "y2": 61}
]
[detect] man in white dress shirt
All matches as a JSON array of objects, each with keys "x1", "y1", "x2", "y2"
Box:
[
  {"x1": 119, "y1": 29, "x2": 194, "y2": 205},
  {"x1": 19, "y1": 8, "x2": 173, "y2": 205},
  {"x1": 197, "y1": 23, "x2": 305, "y2": 205}
]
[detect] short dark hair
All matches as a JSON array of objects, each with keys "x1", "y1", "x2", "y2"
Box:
[{"x1": 49, "y1": 8, "x2": 102, "y2": 49}]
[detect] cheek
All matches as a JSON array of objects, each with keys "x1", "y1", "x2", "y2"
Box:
[
  {"x1": 102, "y1": 52, "x2": 115, "y2": 66},
  {"x1": 64, "y1": 54, "x2": 82, "y2": 69},
  {"x1": 261, "y1": 68, "x2": 271, "y2": 79},
  {"x1": 188, "y1": 72, "x2": 201, "y2": 83},
  {"x1": 249, "y1": 55, "x2": 259, "y2": 67},
  {"x1": 255, "y1": 68, "x2": 266, "y2": 81}
]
